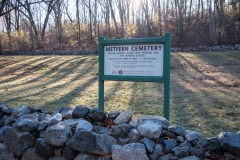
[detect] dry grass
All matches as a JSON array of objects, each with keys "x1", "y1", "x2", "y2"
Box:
[{"x1": 0, "y1": 51, "x2": 240, "y2": 137}]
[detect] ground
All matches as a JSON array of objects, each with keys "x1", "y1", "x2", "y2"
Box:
[{"x1": 0, "y1": 51, "x2": 240, "y2": 137}]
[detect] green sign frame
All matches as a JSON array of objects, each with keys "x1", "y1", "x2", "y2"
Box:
[{"x1": 98, "y1": 32, "x2": 171, "y2": 120}]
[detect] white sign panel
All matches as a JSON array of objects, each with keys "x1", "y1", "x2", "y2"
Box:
[{"x1": 104, "y1": 44, "x2": 164, "y2": 76}]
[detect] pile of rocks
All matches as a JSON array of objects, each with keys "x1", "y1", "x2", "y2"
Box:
[
  {"x1": 0, "y1": 103, "x2": 240, "y2": 160},
  {"x1": 171, "y1": 44, "x2": 240, "y2": 52}
]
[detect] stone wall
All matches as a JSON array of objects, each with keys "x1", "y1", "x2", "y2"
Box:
[{"x1": 0, "y1": 103, "x2": 240, "y2": 160}]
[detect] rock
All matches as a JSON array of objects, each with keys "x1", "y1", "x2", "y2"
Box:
[
  {"x1": 179, "y1": 156, "x2": 200, "y2": 160},
  {"x1": 141, "y1": 137, "x2": 155, "y2": 153},
  {"x1": 159, "y1": 153, "x2": 174, "y2": 160},
  {"x1": 111, "y1": 124, "x2": 133, "y2": 138},
  {"x1": 15, "y1": 113, "x2": 39, "y2": 131},
  {"x1": 35, "y1": 138, "x2": 55, "y2": 158},
  {"x1": 219, "y1": 132, "x2": 240, "y2": 157},
  {"x1": 129, "y1": 119, "x2": 138, "y2": 127},
  {"x1": 108, "y1": 111, "x2": 120, "y2": 120},
  {"x1": 138, "y1": 115, "x2": 170, "y2": 128},
  {"x1": 48, "y1": 113, "x2": 63, "y2": 125},
  {"x1": 118, "y1": 138, "x2": 129, "y2": 145},
  {"x1": 88, "y1": 109, "x2": 106, "y2": 122},
  {"x1": 4, "y1": 116, "x2": 13, "y2": 126},
  {"x1": 205, "y1": 150, "x2": 221, "y2": 159},
  {"x1": 162, "y1": 130, "x2": 176, "y2": 139},
  {"x1": 112, "y1": 143, "x2": 149, "y2": 160},
  {"x1": 168, "y1": 126, "x2": 186, "y2": 136},
  {"x1": 0, "y1": 143, "x2": 16, "y2": 160},
  {"x1": 149, "y1": 144, "x2": 163, "y2": 160},
  {"x1": 3, "y1": 127, "x2": 34, "y2": 156},
  {"x1": 68, "y1": 130, "x2": 117, "y2": 154},
  {"x1": 21, "y1": 147, "x2": 46, "y2": 160},
  {"x1": 172, "y1": 145, "x2": 190, "y2": 158},
  {"x1": 3, "y1": 108, "x2": 13, "y2": 115},
  {"x1": 11, "y1": 105, "x2": 30, "y2": 120},
  {"x1": 74, "y1": 152, "x2": 99, "y2": 160},
  {"x1": 72, "y1": 105, "x2": 89, "y2": 119},
  {"x1": 201, "y1": 137, "x2": 221, "y2": 150},
  {"x1": 0, "y1": 126, "x2": 9, "y2": 142},
  {"x1": 0, "y1": 103, "x2": 9, "y2": 112},
  {"x1": 189, "y1": 146, "x2": 205, "y2": 159},
  {"x1": 224, "y1": 152, "x2": 236, "y2": 160},
  {"x1": 63, "y1": 146, "x2": 78, "y2": 160},
  {"x1": 60, "y1": 107, "x2": 73, "y2": 120},
  {"x1": 57, "y1": 119, "x2": 79, "y2": 127},
  {"x1": 37, "y1": 120, "x2": 49, "y2": 131},
  {"x1": 49, "y1": 156, "x2": 67, "y2": 160},
  {"x1": 45, "y1": 125, "x2": 72, "y2": 146},
  {"x1": 53, "y1": 106, "x2": 63, "y2": 115},
  {"x1": 128, "y1": 129, "x2": 141, "y2": 142},
  {"x1": 92, "y1": 125, "x2": 109, "y2": 135},
  {"x1": 76, "y1": 119, "x2": 93, "y2": 131},
  {"x1": 137, "y1": 121, "x2": 162, "y2": 139},
  {"x1": 0, "y1": 115, "x2": 8, "y2": 126},
  {"x1": 184, "y1": 130, "x2": 200, "y2": 144},
  {"x1": 176, "y1": 136, "x2": 185, "y2": 143},
  {"x1": 113, "y1": 110, "x2": 132, "y2": 124},
  {"x1": 164, "y1": 139, "x2": 177, "y2": 153}
]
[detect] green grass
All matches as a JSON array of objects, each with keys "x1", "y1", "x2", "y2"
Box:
[{"x1": 0, "y1": 51, "x2": 240, "y2": 137}]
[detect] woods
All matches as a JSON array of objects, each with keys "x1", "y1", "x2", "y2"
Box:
[{"x1": 0, "y1": 0, "x2": 240, "y2": 52}]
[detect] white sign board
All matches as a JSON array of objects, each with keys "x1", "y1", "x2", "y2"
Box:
[{"x1": 104, "y1": 44, "x2": 164, "y2": 76}]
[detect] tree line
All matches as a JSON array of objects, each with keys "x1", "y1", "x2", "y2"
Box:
[{"x1": 0, "y1": 0, "x2": 240, "y2": 52}]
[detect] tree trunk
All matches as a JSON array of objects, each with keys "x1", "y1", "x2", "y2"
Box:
[
  {"x1": 109, "y1": 0, "x2": 119, "y2": 37},
  {"x1": 76, "y1": 0, "x2": 81, "y2": 45}
]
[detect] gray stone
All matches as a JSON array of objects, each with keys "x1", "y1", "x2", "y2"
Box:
[
  {"x1": 172, "y1": 145, "x2": 190, "y2": 158},
  {"x1": 48, "y1": 113, "x2": 63, "y2": 125},
  {"x1": 137, "y1": 121, "x2": 162, "y2": 139},
  {"x1": 176, "y1": 136, "x2": 185, "y2": 143},
  {"x1": 0, "y1": 115, "x2": 8, "y2": 126},
  {"x1": 72, "y1": 105, "x2": 89, "y2": 119},
  {"x1": 138, "y1": 115, "x2": 170, "y2": 128},
  {"x1": 118, "y1": 138, "x2": 129, "y2": 145},
  {"x1": 219, "y1": 132, "x2": 240, "y2": 157},
  {"x1": 113, "y1": 110, "x2": 132, "y2": 124},
  {"x1": 0, "y1": 126, "x2": 9, "y2": 142},
  {"x1": 74, "y1": 152, "x2": 99, "y2": 160},
  {"x1": 49, "y1": 156, "x2": 67, "y2": 160},
  {"x1": 15, "y1": 113, "x2": 39, "y2": 131},
  {"x1": 168, "y1": 126, "x2": 186, "y2": 136},
  {"x1": 201, "y1": 137, "x2": 221, "y2": 150},
  {"x1": 108, "y1": 111, "x2": 120, "y2": 120},
  {"x1": 111, "y1": 124, "x2": 132, "y2": 138},
  {"x1": 68, "y1": 130, "x2": 117, "y2": 154},
  {"x1": 189, "y1": 146, "x2": 205, "y2": 159},
  {"x1": 112, "y1": 143, "x2": 149, "y2": 160},
  {"x1": 92, "y1": 125, "x2": 109, "y2": 135},
  {"x1": 141, "y1": 137, "x2": 155, "y2": 153},
  {"x1": 162, "y1": 130, "x2": 177, "y2": 139},
  {"x1": 129, "y1": 119, "x2": 138, "y2": 127},
  {"x1": 0, "y1": 103, "x2": 9, "y2": 112},
  {"x1": 76, "y1": 119, "x2": 93, "y2": 131},
  {"x1": 149, "y1": 144, "x2": 163, "y2": 160},
  {"x1": 159, "y1": 153, "x2": 174, "y2": 160},
  {"x1": 45, "y1": 125, "x2": 72, "y2": 146},
  {"x1": 53, "y1": 106, "x2": 63, "y2": 115},
  {"x1": 57, "y1": 118, "x2": 80, "y2": 127},
  {"x1": 88, "y1": 109, "x2": 106, "y2": 122},
  {"x1": 205, "y1": 150, "x2": 221, "y2": 159},
  {"x1": 98, "y1": 157, "x2": 111, "y2": 160},
  {"x1": 37, "y1": 120, "x2": 49, "y2": 131},
  {"x1": 21, "y1": 147, "x2": 46, "y2": 160},
  {"x1": 128, "y1": 129, "x2": 140, "y2": 142},
  {"x1": 184, "y1": 130, "x2": 200, "y2": 144},
  {"x1": 35, "y1": 138, "x2": 55, "y2": 158},
  {"x1": 63, "y1": 146, "x2": 78, "y2": 160},
  {"x1": 11, "y1": 105, "x2": 30, "y2": 120},
  {"x1": 179, "y1": 156, "x2": 200, "y2": 160},
  {"x1": 3, "y1": 127, "x2": 34, "y2": 156},
  {"x1": 4, "y1": 116, "x2": 13, "y2": 126},
  {"x1": 60, "y1": 107, "x2": 73, "y2": 120},
  {"x1": 0, "y1": 143, "x2": 16, "y2": 160},
  {"x1": 164, "y1": 139, "x2": 177, "y2": 153}
]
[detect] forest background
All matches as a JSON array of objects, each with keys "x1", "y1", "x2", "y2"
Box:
[{"x1": 0, "y1": 0, "x2": 240, "y2": 53}]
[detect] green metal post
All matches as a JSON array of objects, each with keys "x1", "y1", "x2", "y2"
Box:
[
  {"x1": 164, "y1": 32, "x2": 171, "y2": 120},
  {"x1": 98, "y1": 36, "x2": 105, "y2": 111}
]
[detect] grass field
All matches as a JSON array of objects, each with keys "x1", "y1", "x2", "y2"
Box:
[{"x1": 0, "y1": 51, "x2": 240, "y2": 137}]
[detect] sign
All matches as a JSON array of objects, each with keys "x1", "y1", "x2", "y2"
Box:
[
  {"x1": 104, "y1": 44, "x2": 164, "y2": 76},
  {"x1": 98, "y1": 33, "x2": 171, "y2": 120}
]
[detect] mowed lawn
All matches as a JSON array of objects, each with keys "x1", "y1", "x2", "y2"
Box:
[{"x1": 0, "y1": 51, "x2": 240, "y2": 137}]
